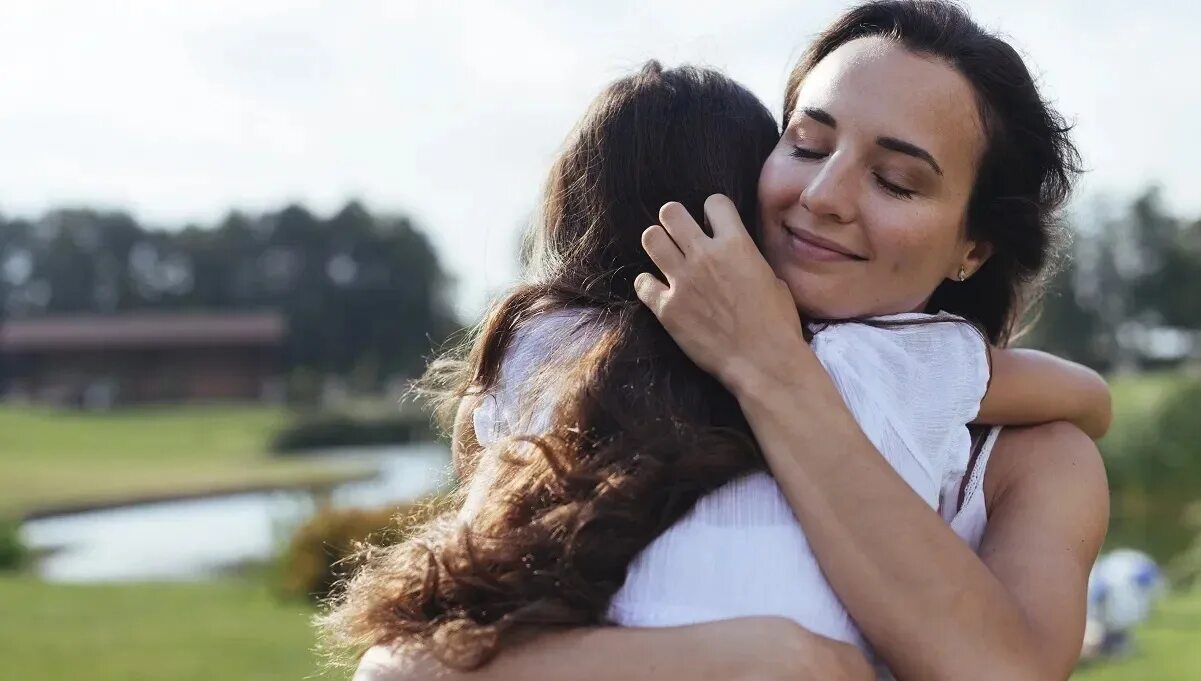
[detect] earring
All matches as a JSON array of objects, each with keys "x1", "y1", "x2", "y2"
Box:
[{"x1": 957, "y1": 266, "x2": 968, "y2": 282}]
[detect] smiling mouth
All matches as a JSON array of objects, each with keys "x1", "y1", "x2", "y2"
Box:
[{"x1": 782, "y1": 223, "x2": 867, "y2": 261}]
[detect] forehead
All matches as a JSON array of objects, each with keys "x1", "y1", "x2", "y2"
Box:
[{"x1": 795, "y1": 37, "x2": 984, "y2": 170}]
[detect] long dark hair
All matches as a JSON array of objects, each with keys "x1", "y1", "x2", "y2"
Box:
[
  {"x1": 786, "y1": 0, "x2": 1082, "y2": 345},
  {"x1": 319, "y1": 60, "x2": 780, "y2": 668}
]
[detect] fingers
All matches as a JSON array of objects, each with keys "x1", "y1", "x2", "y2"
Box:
[
  {"x1": 657, "y1": 201, "x2": 706, "y2": 254},
  {"x1": 657, "y1": 196, "x2": 748, "y2": 251},
  {"x1": 641, "y1": 224, "x2": 685, "y2": 279},
  {"x1": 633, "y1": 272, "x2": 669, "y2": 316},
  {"x1": 703, "y1": 193, "x2": 748, "y2": 242}
]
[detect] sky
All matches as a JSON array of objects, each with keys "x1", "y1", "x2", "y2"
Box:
[{"x1": 1, "y1": 0, "x2": 1199, "y2": 318}]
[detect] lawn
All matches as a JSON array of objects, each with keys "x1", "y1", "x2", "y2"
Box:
[
  {"x1": 0, "y1": 405, "x2": 370, "y2": 518},
  {"x1": 3, "y1": 573, "x2": 1198, "y2": 681},
  {"x1": 0, "y1": 574, "x2": 343, "y2": 681},
  {"x1": 1072, "y1": 586, "x2": 1201, "y2": 681},
  {"x1": 3, "y1": 371, "x2": 1198, "y2": 680}
]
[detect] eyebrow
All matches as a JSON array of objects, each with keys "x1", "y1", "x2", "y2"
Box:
[
  {"x1": 798, "y1": 106, "x2": 944, "y2": 177},
  {"x1": 800, "y1": 107, "x2": 837, "y2": 128},
  {"x1": 877, "y1": 136, "x2": 943, "y2": 176}
]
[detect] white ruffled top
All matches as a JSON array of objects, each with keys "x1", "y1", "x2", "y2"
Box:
[{"x1": 464, "y1": 309, "x2": 990, "y2": 652}]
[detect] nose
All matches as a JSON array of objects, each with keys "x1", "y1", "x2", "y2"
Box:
[{"x1": 799, "y1": 155, "x2": 857, "y2": 224}]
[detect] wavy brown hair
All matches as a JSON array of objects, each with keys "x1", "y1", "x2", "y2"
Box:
[{"x1": 319, "y1": 60, "x2": 780, "y2": 669}]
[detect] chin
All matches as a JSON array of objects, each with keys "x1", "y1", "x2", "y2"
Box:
[{"x1": 779, "y1": 274, "x2": 859, "y2": 321}]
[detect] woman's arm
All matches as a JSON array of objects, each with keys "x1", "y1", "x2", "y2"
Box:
[
  {"x1": 737, "y1": 375, "x2": 1107, "y2": 680},
  {"x1": 733, "y1": 358, "x2": 1106, "y2": 681},
  {"x1": 353, "y1": 617, "x2": 875, "y2": 681},
  {"x1": 971, "y1": 423, "x2": 1110, "y2": 679},
  {"x1": 979, "y1": 348, "x2": 1112, "y2": 439},
  {"x1": 635, "y1": 196, "x2": 1109, "y2": 680}
]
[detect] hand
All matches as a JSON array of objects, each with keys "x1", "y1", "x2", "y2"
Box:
[
  {"x1": 634, "y1": 195, "x2": 809, "y2": 396},
  {"x1": 701, "y1": 617, "x2": 876, "y2": 681}
]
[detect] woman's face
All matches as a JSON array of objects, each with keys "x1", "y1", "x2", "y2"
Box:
[{"x1": 759, "y1": 37, "x2": 992, "y2": 320}]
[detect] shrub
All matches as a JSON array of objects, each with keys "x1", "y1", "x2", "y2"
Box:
[
  {"x1": 0, "y1": 517, "x2": 28, "y2": 571},
  {"x1": 271, "y1": 413, "x2": 433, "y2": 453},
  {"x1": 1107, "y1": 376, "x2": 1201, "y2": 489},
  {"x1": 1167, "y1": 502, "x2": 1201, "y2": 588},
  {"x1": 1104, "y1": 374, "x2": 1201, "y2": 562},
  {"x1": 276, "y1": 495, "x2": 452, "y2": 602}
]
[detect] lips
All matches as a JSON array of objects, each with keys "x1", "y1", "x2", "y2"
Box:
[{"x1": 782, "y1": 223, "x2": 866, "y2": 262}]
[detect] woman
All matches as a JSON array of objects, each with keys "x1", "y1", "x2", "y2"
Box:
[{"x1": 354, "y1": 2, "x2": 1108, "y2": 678}]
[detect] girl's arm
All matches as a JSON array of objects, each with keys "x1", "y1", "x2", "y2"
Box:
[
  {"x1": 353, "y1": 617, "x2": 875, "y2": 681},
  {"x1": 634, "y1": 196, "x2": 1108, "y2": 681},
  {"x1": 978, "y1": 348, "x2": 1112, "y2": 440}
]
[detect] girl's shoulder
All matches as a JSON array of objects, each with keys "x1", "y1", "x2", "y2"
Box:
[
  {"x1": 511, "y1": 309, "x2": 600, "y2": 345},
  {"x1": 475, "y1": 307, "x2": 601, "y2": 445},
  {"x1": 810, "y1": 310, "x2": 991, "y2": 445},
  {"x1": 502, "y1": 307, "x2": 602, "y2": 375},
  {"x1": 812, "y1": 311, "x2": 987, "y2": 365}
]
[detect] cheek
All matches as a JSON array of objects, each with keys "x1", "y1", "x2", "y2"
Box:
[
  {"x1": 876, "y1": 223, "x2": 926, "y2": 272},
  {"x1": 868, "y1": 210, "x2": 962, "y2": 282},
  {"x1": 758, "y1": 152, "x2": 806, "y2": 212}
]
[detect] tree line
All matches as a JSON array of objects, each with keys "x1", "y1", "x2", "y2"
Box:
[
  {"x1": 0, "y1": 186, "x2": 1197, "y2": 395},
  {"x1": 1030, "y1": 187, "x2": 1201, "y2": 371},
  {"x1": 0, "y1": 201, "x2": 460, "y2": 391}
]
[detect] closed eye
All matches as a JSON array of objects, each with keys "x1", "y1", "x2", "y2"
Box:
[
  {"x1": 874, "y1": 174, "x2": 916, "y2": 199},
  {"x1": 791, "y1": 144, "x2": 917, "y2": 199},
  {"x1": 789, "y1": 145, "x2": 826, "y2": 161}
]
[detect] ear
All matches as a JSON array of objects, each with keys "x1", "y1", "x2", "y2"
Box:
[{"x1": 950, "y1": 238, "x2": 994, "y2": 281}]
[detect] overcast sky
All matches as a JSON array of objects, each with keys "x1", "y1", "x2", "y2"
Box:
[{"x1": 2, "y1": 0, "x2": 1198, "y2": 317}]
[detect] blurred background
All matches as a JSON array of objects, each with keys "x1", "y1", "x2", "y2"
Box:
[{"x1": 1, "y1": 1, "x2": 1198, "y2": 679}]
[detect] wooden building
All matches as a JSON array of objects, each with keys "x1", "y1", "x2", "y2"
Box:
[{"x1": 0, "y1": 311, "x2": 286, "y2": 406}]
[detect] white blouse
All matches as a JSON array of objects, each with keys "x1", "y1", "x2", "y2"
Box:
[{"x1": 465, "y1": 309, "x2": 990, "y2": 653}]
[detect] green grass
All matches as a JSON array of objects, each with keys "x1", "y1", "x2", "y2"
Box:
[
  {"x1": 2, "y1": 372, "x2": 1198, "y2": 680},
  {"x1": 3, "y1": 572, "x2": 1197, "y2": 681},
  {"x1": 1072, "y1": 587, "x2": 1201, "y2": 681},
  {"x1": 0, "y1": 574, "x2": 343, "y2": 681},
  {"x1": 0, "y1": 405, "x2": 369, "y2": 517},
  {"x1": 1076, "y1": 371, "x2": 1201, "y2": 677}
]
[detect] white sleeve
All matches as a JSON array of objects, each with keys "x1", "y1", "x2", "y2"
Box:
[
  {"x1": 471, "y1": 309, "x2": 598, "y2": 448},
  {"x1": 810, "y1": 317, "x2": 989, "y2": 503},
  {"x1": 460, "y1": 309, "x2": 598, "y2": 522}
]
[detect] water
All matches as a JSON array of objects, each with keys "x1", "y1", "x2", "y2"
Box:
[{"x1": 19, "y1": 442, "x2": 452, "y2": 583}]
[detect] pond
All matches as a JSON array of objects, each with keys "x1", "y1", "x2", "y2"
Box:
[{"x1": 19, "y1": 442, "x2": 452, "y2": 583}]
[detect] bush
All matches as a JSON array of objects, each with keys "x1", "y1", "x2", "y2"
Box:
[
  {"x1": 271, "y1": 412, "x2": 432, "y2": 453},
  {"x1": 1167, "y1": 502, "x2": 1201, "y2": 588},
  {"x1": 285, "y1": 368, "x2": 324, "y2": 408},
  {"x1": 0, "y1": 517, "x2": 27, "y2": 571},
  {"x1": 1104, "y1": 374, "x2": 1201, "y2": 562},
  {"x1": 276, "y1": 495, "x2": 452, "y2": 602},
  {"x1": 1107, "y1": 376, "x2": 1201, "y2": 488}
]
